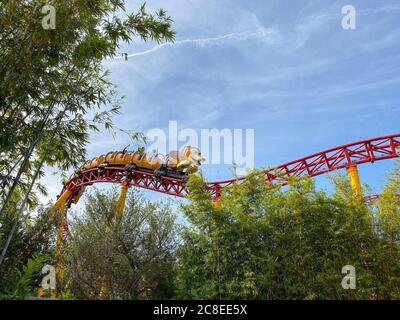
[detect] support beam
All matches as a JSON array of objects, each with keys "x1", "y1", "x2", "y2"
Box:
[
  {"x1": 53, "y1": 189, "x2": 73, "y2": 211},
  {"x1": 99, "y1": 183, "x2": 129, "y2": 298},
  {"x1": 213, "y1": 185, "x2": 222, "y2": 208},
  {"x1": 38, "y1": 203, "x2": 67, "y2": 298},
  {"x1": 115, "y1": 183, "x2": 128, "y2": 225},
  {"x1": 37, "y1": 287, "x2": 58, "y2": 299},
  {"x1": 99, "y1": 282, "x2": 109, "y2": 299},
  {"x1": 37, "y1": 196, "x2": 69, "y2": 299},
  {"x1": 347, "y1": 164, "x2": 363, "y2": 197},
  {"x1": 55, "y1": 204, "x2": 65, "y2": 289},
  {"x1": 53, "y1": 199, "x2": 67, "y2": 276}
]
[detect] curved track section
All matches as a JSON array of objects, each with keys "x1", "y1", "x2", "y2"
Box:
[
  {"x1": 59, "y1": 134, "x2": 400, "y2": 204},
  {"x1": 61, "y1": 167, "x2": 188, "y2": 200},
  {"x1": 207, "y1": 134, "x2": 400, "y2": 198}
]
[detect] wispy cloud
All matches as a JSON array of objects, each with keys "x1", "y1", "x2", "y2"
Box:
[{"x1": 109, "y1": 4, "x2": 400, "y2": 61}]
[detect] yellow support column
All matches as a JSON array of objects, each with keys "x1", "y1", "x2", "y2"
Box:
[
  {"x1": 54, "y1": 203, "x2": 65, "y2": 296},
  {"x1": 213, "y1": 186, "x2": 222, "y2": 208},
  {"x1": 115, "y1": 183, "x2": 128, "y2": 225},
  {"x1": 43, "y1": 190, "x2": 72, "y2": 298},
  {"x1": 53, "y1": 189, "x2": 73, "y2": 211},
  {"x1": 99, "y1": 280, "x2": 109, "y2": 299},
  {"x1": 39, "y1": 204, "x2": 65, "y2": 298},
  {"x1": 99, "y1": 183, "x2": 129, "y2": 299},
  {"x1": 347, "y1": 164, "x2": 363, "y2": 197}
]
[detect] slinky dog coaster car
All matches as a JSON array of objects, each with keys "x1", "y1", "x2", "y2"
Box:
[{"x1": 78, "y1": 145, "x2": 204, "y2": 180}]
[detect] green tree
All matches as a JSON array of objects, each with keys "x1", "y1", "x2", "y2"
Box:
[
  {"x1": 377, "y1": 161, "x2": 400, "y2": 241},
  {"x1": 0, "y1": 0, "x2": 174, "y2": 268},
  {"x1": 176, "y1": 170, "x2": 400, "y2": 300},
  {"x1": 8, "y1": 254, "x2": 50, "y2": 299},
  {"x1": 0, "y1": 203, "x2": 52, "y2": 292},
  {"x1": 65, "y1": 188, "x2": 178, "y2": 299}
]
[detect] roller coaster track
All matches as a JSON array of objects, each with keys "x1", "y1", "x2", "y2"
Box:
[
  {"x1": 50, "y1": 133, "x2": 400, "y2": 288},
  {"x1": 59, "y1": 134, "x2": 400, "y2": 205}
]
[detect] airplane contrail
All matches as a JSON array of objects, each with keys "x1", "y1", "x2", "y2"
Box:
[
  {"x1": 110, "y1": 4, "x2": 400, "y2": 61},
  {"x1": 110, "y1": 29, "x2": 277, "y2": 60}
]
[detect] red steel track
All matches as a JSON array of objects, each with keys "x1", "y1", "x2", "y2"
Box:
[{"x1": 60, "y1": 134, "x2": 400, "y2": 204}]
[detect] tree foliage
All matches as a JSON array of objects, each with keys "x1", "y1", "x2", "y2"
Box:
[
  {"x1": 65, "y1": 188, "x2": 178, "y2": 299},
  {"x1": 2, "y1": 164, "x2": 400, "y2": 299},
  {"x1": 0, "y1": 0, "x2": 175, "y2": 274},
  {"x1": 0, "y1": 0, "x2": 175, "y2": 216},
  {"x1": 175, "y1": 165, "x2": 400, "y2": 300},
  {"x1": 0, "y1": 204, "x2": 53, "y2": 296}
]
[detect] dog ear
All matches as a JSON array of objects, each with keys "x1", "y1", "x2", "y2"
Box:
[{"x1": 184, "y1": 145, "x2": 191, "y2": 158}]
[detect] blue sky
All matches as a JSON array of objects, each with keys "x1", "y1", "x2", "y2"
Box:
[{"x1": 42, "y1": 0, "x2": 400, "y2": 208}]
